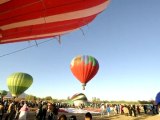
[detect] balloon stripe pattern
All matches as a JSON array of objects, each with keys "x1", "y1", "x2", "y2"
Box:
[
  {"x1": 7, "y1": 72, "x2": 33, "y2": 97},
  {"x1": 70, "y1": 55, "x2": 99, "y2": 90},
  {"x1": 0, "y1": 0, "x2": 110, "y2": 44},
  {"x1": 71, "y1": 93, "x2": 87, "y2": 101}
]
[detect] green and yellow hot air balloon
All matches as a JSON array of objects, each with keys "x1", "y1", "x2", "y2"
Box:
[{"x1": 7, "y1": 72, "x2": 33, "y2": 97}]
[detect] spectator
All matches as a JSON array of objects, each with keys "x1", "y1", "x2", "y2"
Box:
[
  {"x1": 18, "y1": 103, "x2": 29, "y2": 120},
  {"x1": 58, "y1": 114, "x2": 67, "y2": 120},
  {"x1": 106, "y1": 105, "x2": 111, "y2": 116},
  {"x1": 85, "y1": 112, "x2": 92, "y2": 120},
  {"x1": 5, "y1": 102, "x2": 16, "y2": 120},
  {"x1": 69, "y1": 115, "x2": 77, "y2": 120},
  {"x1": 35, "y1": 103, "x2": 43, "y2": 120},
  {"x1": 137, "y1": 105, "x2": 141, "y2": 115},
  {"x1": 42, "y1": 103, "x2": 47, "y2": 120},
  {"x1": 100, "y1": 103, "x2": 105, "y2": 117},
  {"x1": 0, "y1": 102, "x2": 4, "y2": 120}
]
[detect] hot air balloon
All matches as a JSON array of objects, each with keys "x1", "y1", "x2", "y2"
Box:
[
  {"x1": 70, "y1": 55, "x2": 99, "y2": 90},
  {"x1": 7, "y1": 72, "x2": 33, "y2": 97},
  {"x1": 155, "y1": 92, "x2": 160, "y2": 105},
  {"x1": 71, "y1": 93, "x2": 88, "y2": 107},
  {"x1": 0, "y1": 0, "x2": 110, "y2": 44},
  {"x1": 71, "y1": 93, "x2": 87, "y2": 101}
]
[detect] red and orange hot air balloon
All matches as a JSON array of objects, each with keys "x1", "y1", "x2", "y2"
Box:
[
  {"x1": 70, "y1": 55, "x2": 99, "y2": 90},
  {"x1": 0, "y1": 0, "x2": 110, "y2": 44}
]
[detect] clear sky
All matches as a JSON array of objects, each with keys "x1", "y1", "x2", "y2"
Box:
[{"x1": 0, "y1": 0, "x2": 160, "y2": 101}]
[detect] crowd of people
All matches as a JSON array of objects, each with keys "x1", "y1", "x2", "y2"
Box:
[
  {"x1": 0, "y1": 99, "x2": 93, "y2": 120},
  {"x1": 0, "y1": 98, "x2": 159, "y2": 120},
  {"x1": 100, "y1": 103, "x2": 160, "y2": 117},
  {"x1": 57, "y1": 112, "x2": 92, "y2": 120},
  {"x1": 35, "y1": 101, "x2": 93, "y2": 120}
]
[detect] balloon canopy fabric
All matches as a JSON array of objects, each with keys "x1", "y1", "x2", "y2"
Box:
[
  {"x1": 71, "y1": 93, "x2": 87, "y2": 101},
  {"x1": 71, "y1": 93, "x2": 88, "y2": 107},
  {"x1": 0, "y1": 0, "x2": 110, "y2": 44},
  {"x1": 7, "y1": 72, "x2": 33, "y2": 97},
  {"x1": 155, "y1": 92, "x2": 160, "y2": 105},
  {"x1": 70, "y1": 55, "x2": 99, "y2": 90}
]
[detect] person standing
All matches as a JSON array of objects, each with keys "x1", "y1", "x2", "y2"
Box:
[
  {"x1": 123, "y1": 105, "x2": 129, "y2": 116},
  {"x1": 47, "y1": 103, "x2": 59, "y2": 120},
  {"x1": 18, "y1": 103, "x2": 29, "y2": 120},
  {"x1": 137, "y1": 105, "x2": 141, "y2": 115},
  {"x1": 100, "y1": 104, "x2": 105, "y2": 117},
  {"x1": 5, "y1": 102, "x2": 16, "y2": 120},
  {"x1": 0, "y1": 102, "x2": 4, "y2": 120},
  {"x1": 0, "y1": 93, "x2": 2, "y2": 102},
  {"x1": 132, "y1": 105, "x2": 136, "y2": 117},
  {"x1": 143, "y1": 105, "x2": 147, "y2": 114},
  {"x1": 35, "y1": 103, "x2": 43, "y2": 120},
  {"x1": 113, "y1": 105, "x2": 117, "y2": 115},
  {"x1": 106, "y1": 105, "x2": 111, "y2": 116},
  {"x1": 42, "y1": 103, "x2": 47, "y2": 120},
  {"x1": 52, "y1": 103, "x2": 59, "y2": 120}
]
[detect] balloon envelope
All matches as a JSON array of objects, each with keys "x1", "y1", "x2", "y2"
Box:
[
  {"x1": 0, "y1": 0, "x2": 110, "y2": 44},
  {"x1": 7, "y1": 72, "x2": 33, "y2": 97},
  {"x1": 70, "y1": 55, "x2": 99, "y2": 90},
  {"x1": 155, "y1": 92, "x2": 160, "y2": 105},
  {"x1": 71, "y1": 93, "x2": 88, "y2": 107},
  {"x1": 71, "y1": 93, "x2": 88, "y2": 101}
]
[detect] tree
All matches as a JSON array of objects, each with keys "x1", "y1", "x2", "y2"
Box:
[
  {"x1": 25, "y1": 95, "x2": 36, "y2": 101},
  {"x1": 45, "y1": 96, "x2": 52, "y2": 101}
]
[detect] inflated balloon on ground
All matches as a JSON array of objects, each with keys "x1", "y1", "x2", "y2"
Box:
[{"x1": 71, "y1": 93, "x2": 88, "y2": 107}]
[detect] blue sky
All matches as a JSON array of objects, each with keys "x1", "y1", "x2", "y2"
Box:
[{"x1": 0, "y1": 0, "x2": 160, "y2": 101}]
